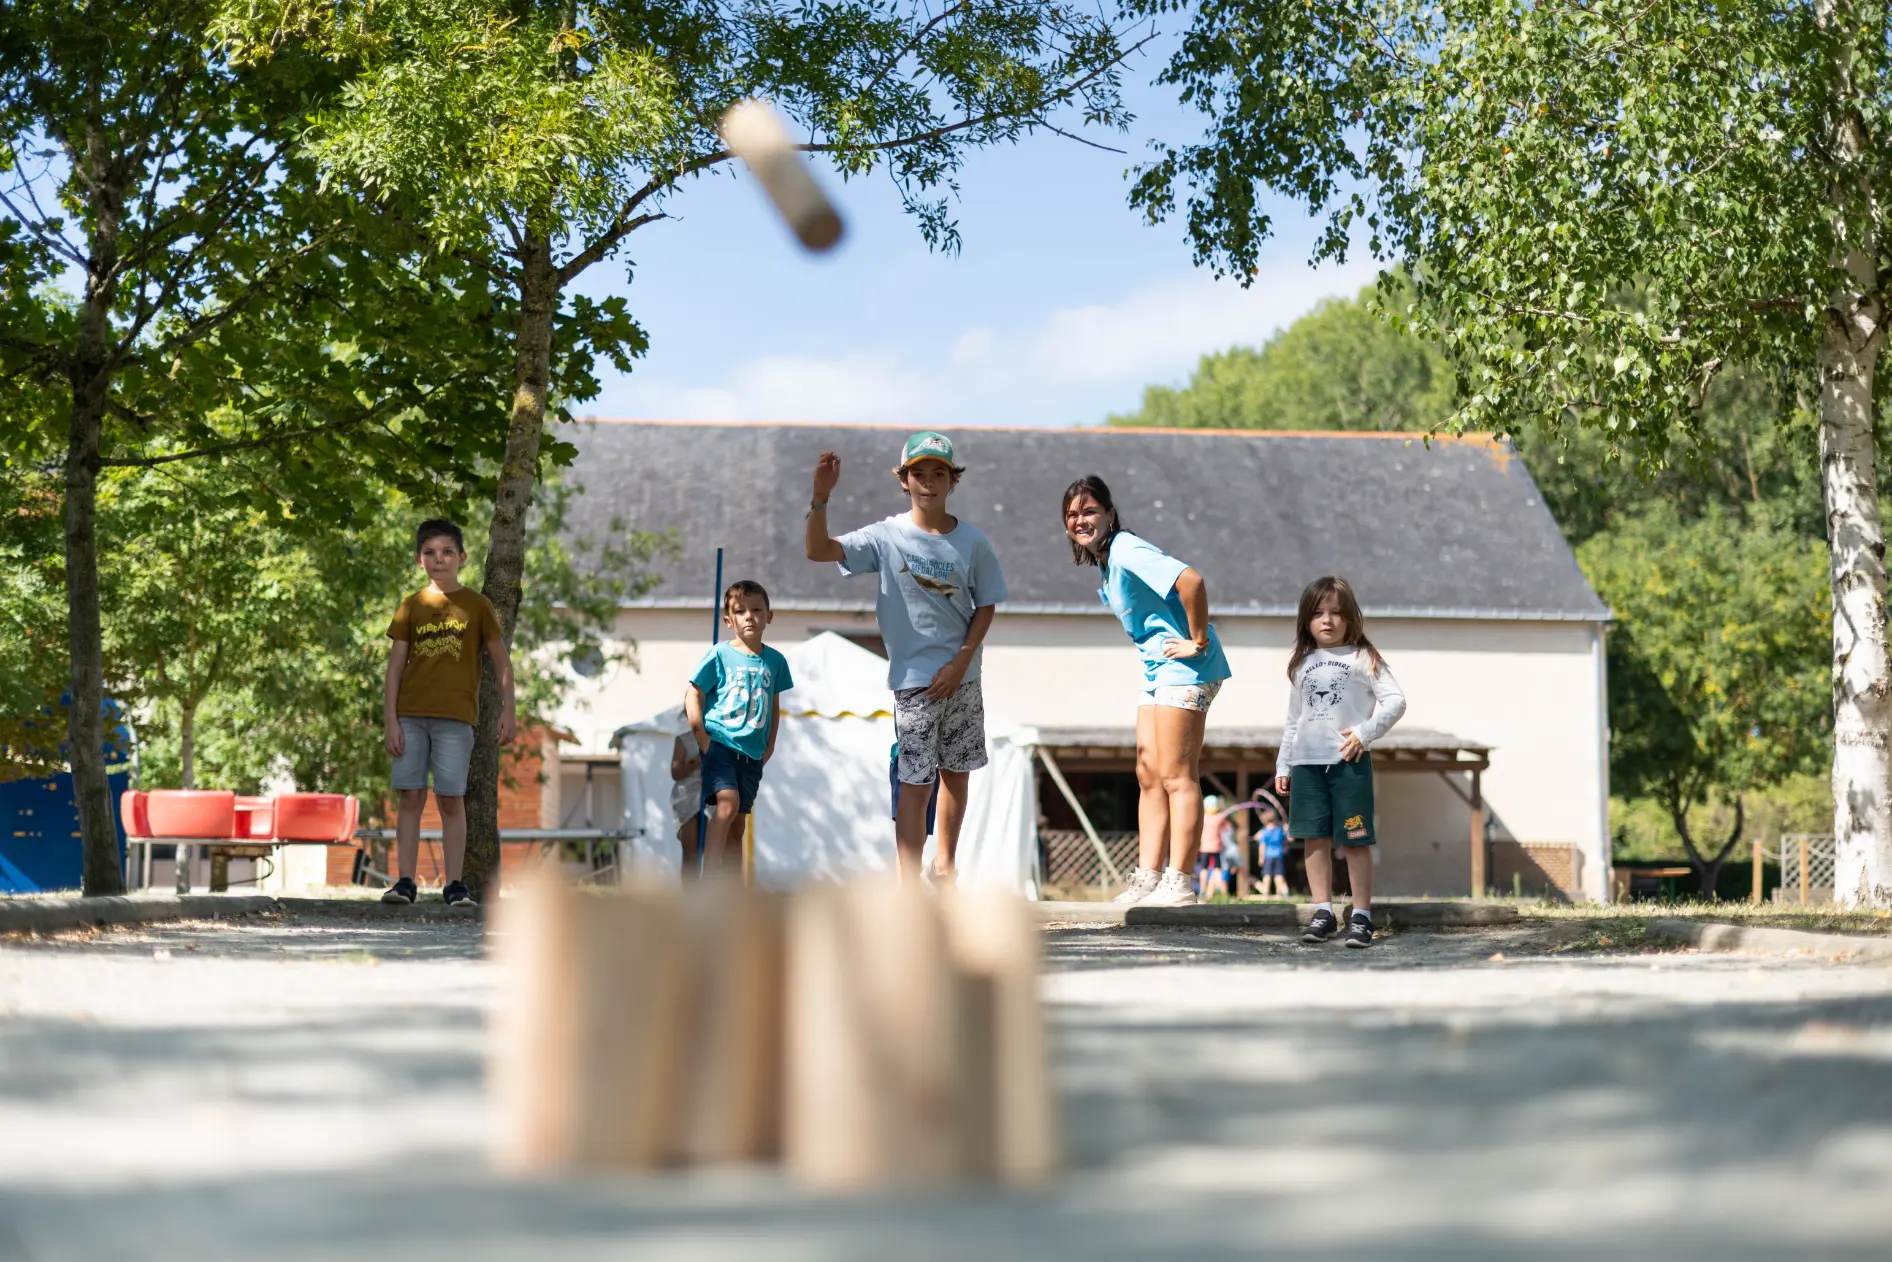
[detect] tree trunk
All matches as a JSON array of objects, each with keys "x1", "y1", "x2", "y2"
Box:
[
  {"x1": 1817, "y1": 0, "x2": 1890, "y2": 908},
  {"x1": 463, "y1": 225, "x2": 558, "y2": 897},
  {"x1": 179, "y1": 697, "x2": 196, "y2": 790},
  {"x1": 66, "y1": 119, "x2": 125, "y2": 898}
]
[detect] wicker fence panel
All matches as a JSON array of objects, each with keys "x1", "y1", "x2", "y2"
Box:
[{"x1": 1041, "y1": 829, "x2": 1140, "y2": 890}]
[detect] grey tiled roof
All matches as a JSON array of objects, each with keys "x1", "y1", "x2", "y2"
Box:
[{"x1": 562, "y1": 421, "x2": 1607, "y2": 621}]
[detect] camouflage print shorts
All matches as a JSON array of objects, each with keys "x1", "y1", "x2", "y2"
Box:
[{"x1": 893, "y1": 678, "x2": 988, "y2": 784}]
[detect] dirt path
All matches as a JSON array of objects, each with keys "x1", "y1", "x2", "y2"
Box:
[{"x1": 0, "y1": 910, "x2": 1887, "y2": 1260}]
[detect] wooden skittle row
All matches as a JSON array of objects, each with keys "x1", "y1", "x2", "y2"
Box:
[{"x1": 489, "y1": 874, "x2": 1057, "y2": 1188}]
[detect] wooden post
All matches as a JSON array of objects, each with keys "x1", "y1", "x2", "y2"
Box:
[
  {"x1": 785, "y1": 876, "x2": 968, "y2": 1188},
  {"x1": 675, "y1": 880, "x2": 784, "y2": 1165},
  {"x1": 940, "y1": 887, "x2": 1058, "y2": 1184},
  {"x1": 1751, "y1": 837, "x2": 1764, "y2": 905},
  {"x1": 1799, "y1": 835, "x2": 1809, "y2": 906},
  {"x1": 1469, "y1": 767, "x2": 1486, "y2": 899},
  {"x1": 490, "y1": 873, "x2": 690, "y2": 1171},
  {"x1": 209, "y1": 848, "x2": 229, "y2": 893},
  {"x1": 742, "y1": 811, "x2": 756, "y2": 887},
  {"x1": 1234, "y1": 763, "x2": 1252, "y2": 898}
]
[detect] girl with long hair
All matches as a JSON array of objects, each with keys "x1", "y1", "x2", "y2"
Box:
[
  {"x1": 1274, "y1": 577, "x2": 1406, "y2": 947},
  {"x1": 1062, "y1": 475, "x2": 1232, "y2": 906}
]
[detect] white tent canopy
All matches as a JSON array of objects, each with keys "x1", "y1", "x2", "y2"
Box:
[{"x1": 615, "y1": 633, "x2": 1041, "y2": 895}]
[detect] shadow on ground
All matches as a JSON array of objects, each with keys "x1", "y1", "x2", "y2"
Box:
[{"x1": 0, "y1": 918, "x2": 1887, "y2": 1259}]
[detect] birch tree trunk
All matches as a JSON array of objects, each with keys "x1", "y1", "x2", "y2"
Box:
[
  {"x1": 463, "y1": 225, "x2": 558, "y2": 897},
  {"x1": 1817, "y1": 0, "x2": 1890, "y2": 909},
  {"x1": 66, "y1": 116, "x2": 126, "y2": 898}
]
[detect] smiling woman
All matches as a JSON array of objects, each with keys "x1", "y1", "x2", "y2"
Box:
[{"x1": 1061, "y1": 475, "x2": 1231, "y2": 908}]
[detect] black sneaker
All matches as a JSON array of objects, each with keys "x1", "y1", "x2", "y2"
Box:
[
  {"x1": 1301, "y1": 907, "x2": 1339, "y2": 944},
  {"x1": 1343, "y1": 912, "x2": 1375, "y2": 949},
  {"x1": 381, "y1": 877, "x2": 417, "y2": 905},
  {"x1": 443, "y1": 880, "x2": 478, "y2": 908}
]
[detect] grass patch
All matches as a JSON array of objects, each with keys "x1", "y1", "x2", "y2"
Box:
[{"x1": 1516, "y1": 899, "x2": 1892, "y2": 937}]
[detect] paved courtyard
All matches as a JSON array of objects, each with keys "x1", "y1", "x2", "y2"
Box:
[{"x1": 1, "y1": 909, "x2": 1889, "y2": 1260}]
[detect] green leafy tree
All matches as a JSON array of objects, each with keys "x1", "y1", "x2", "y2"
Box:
[
  {"x1": 221, "y1": 0, "x2": 1146, "y2": 893},
  {"x1": 1579, "y1": 505, "x2": 1831, "y2": 895},
  {"x1": 1110, "y1": 286, "x2": 1453, "y2": 432},
  {"x1": 1133, "y1": 0, "x2": 1892, "y2": 901},
  {"x1": 0, "y1": 1, "x2": 526, "y2": 893}
]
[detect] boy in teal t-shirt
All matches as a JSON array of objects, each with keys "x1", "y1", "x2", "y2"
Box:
[{"x1": 685, "y1": 580, "x2": 794, "y2": 874}]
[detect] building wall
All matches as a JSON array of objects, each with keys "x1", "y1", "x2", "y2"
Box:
[{"x1": 551, "y1": 606, "x2": 1610, "y2": 900}]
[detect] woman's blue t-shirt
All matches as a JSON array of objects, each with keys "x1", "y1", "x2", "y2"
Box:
[{"x1": 1099, "y1": 531, "x2": 1232, "y2": 688}]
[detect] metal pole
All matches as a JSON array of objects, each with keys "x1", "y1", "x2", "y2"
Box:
[{"x1": 696, "y1": 547, "x2": 724, "y2": 873}]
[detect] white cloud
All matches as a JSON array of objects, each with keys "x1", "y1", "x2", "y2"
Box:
[{"x1": 587, "y1": 253, "x2": 1380, "y2": 429}]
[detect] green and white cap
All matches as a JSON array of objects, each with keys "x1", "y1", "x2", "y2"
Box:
[{"x1": 898, "y1": 430, "x2": 961, "y2": 471}]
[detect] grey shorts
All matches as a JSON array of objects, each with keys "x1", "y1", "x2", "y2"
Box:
[
  {"x1": 392, "y1": 716, "x2": 475, "y2": 796},
  {"x1": 894, "y1": 678, "x2": 988, "y2": 784}
]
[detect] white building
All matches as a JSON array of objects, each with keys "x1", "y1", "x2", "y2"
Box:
[{"x1": 546, "y1": 420, "x2": 1612, "y2": 902}]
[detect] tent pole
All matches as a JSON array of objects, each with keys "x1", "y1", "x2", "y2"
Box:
[{"x1": 1034, "y1": 747, "x2": 1123, "y2": 888}]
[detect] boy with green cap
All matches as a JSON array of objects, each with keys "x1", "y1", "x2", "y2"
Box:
[{"x1": 805, "y1": 432, "x2": 1009, "y2": 882}]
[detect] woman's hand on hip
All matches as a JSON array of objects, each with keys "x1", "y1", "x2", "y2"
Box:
[{"x1": 1161, "y1": 636, "x2": 1208, "y2": 660}]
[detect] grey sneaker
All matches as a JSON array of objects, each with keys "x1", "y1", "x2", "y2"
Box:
[
  {"x1": 1137, "y1": 869, "x2": 1199, "y2": 908},
  {"x1": 1113, "y1": 867, "x2": 1162, "y2": 903}
]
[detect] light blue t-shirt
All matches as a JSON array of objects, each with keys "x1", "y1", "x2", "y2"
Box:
[
  {"x1": 837, "y1": 514, "x2": 1010, "y2": 691},
  {"x1": 1260, "y1": 824, "x2": 1287, "y2": 860},
  {"x1": 689, "y1": 641, "x2": 794, "y2": 761},
  {"x1": 1100, "y1": 531, "x2": 1232, "y2": 689}
]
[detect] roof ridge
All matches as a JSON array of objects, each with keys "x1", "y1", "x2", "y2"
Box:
[{"x1": 572, "y1": 416, "x2": 1503, "y2": 443}]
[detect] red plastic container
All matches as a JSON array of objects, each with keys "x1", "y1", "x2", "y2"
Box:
[
  {"x1": 119, "y1": 790, "x2": 151, "y2": 838},
  {"x1": 271, "y1": 793, "x2": 358, "y2": 843},
  {"x1": 144, "y1": 790, "x2": 237, "y2": 839},
  {"x1": 234, "y1": 796, "x2": 274, "y2": 840}
]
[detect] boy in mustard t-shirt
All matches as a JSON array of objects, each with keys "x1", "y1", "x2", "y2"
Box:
[{"x1": 382, "y1": 518, "x2": 516, "y2": 906}]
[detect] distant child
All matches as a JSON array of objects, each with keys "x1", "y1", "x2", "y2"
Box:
[
  {"x1": 1275, "y1": 577, "x2": 1406, "y2": 947},
  {"x1": 806, "y1": 433, "x2": 1008, "y2": 881},
  {"x1": 382, "y1": 518, "x2": 516, "y2": 907},
  {"x1": 1196, "y1": 796, "x2": 1233, "y2": 898},
  {"x1": 670, "y1": 733, "x2": 703, "y2": 869},
  {"x1": 685, "y1": 580, "x2": 794, "y2": 875},
  {"x1": 1256, "y1": 804, "x2": 1289, "y2": 897}
]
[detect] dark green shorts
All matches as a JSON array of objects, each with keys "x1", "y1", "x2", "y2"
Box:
[{"x1": 1287, "y1": 759, "x2": 1376, "y2": 846}]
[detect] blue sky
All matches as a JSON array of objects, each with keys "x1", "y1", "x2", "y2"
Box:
[{"x1": 572, "y1": 58, "x2": 1381, "y2": 431}]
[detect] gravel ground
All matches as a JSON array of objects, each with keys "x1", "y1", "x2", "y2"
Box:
[{"x1": 0, "y1": 910, "x2": 1889, "y2": 1260}]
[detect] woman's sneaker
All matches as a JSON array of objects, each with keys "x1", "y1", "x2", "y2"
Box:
[
  {"x1": 1113, "y1": 867, "x2": 1161, "y2": 903},
  {"x1": 1300, "y1": 907, "x2": 1339, "y2": 943},
  {"x1": 443, "y1": 881, "x2": 478, "y2": 908},
  {"x1": 380, "y1": 877, "x2": 417, "y2": 905},
  {"x1": 1342, "y1": 912, "x2": 1375, "y2": 948},
  {"x1": 1138, "y1": 869, "x2": 1199, "y2": 908}
]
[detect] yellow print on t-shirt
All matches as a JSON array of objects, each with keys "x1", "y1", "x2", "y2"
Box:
[{"x1": 411, "y1": 616, "x2": 470, "y2": 660}]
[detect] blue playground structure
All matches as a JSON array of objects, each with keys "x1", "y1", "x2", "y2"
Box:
[{"x1": 0, "y1": 699, "x2": 132, "y2": 893}]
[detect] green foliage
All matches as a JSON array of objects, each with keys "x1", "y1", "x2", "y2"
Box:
[
  {"x1": 0, "y1": 476, "x2": 67, "y2": 781},
  {"x1": 1611, "y1": 775, "x2": 1830, "y2": 865},
  {"x1": 1110, "y1": 285, "x2": 1453, "y2": 431},
  {"x1": 117, "y1": 464, "x2": 668, "y2": 807},
  {"x1": 1579, "y1": 503, "x2": 1830, "y2": 880},
  {"x1": 1134, "y1": 0, "x2": 1887, "y2": 467},
  {"x1": 220, "y1": 0, "x2": 1142, "y2": 259}
]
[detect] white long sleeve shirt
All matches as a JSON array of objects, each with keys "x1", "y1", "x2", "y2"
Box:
[{"x1": 1279, "y1": 647, "x2": 1407, "y2": 766}]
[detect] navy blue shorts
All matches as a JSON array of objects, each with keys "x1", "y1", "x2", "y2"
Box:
[
  {"x1": 1260, "y1": 853, "x2": 1287, "y2": 878},
  {"x1": 702, "y1": 741, "x2": 763, "y2": 814}
]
